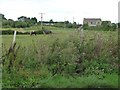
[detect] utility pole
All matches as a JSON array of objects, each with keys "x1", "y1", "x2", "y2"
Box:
[
  {"x1": 39, "y1": 13, "x2": 45, "y2": 30},
  {"x1": 73, "y1": 17, "x2": 75, "y2": 23},
  {"x1": 73, "y1": 17, "x2": 76, "y2": 29}
]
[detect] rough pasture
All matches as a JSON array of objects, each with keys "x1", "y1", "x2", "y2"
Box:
[{"x1": 2, "y1": 29, "x2": 118, "y2": 88}]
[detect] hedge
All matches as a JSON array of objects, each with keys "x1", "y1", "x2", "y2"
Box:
[{"x1": 1, "y1": 30, "x2": 43, "y2": 35}]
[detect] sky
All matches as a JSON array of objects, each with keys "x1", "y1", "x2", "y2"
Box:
[{"x1": 0, "y1": 0, "x2": 119, "y2": 24}]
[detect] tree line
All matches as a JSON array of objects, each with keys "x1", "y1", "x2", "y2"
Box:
[
  {"x1": 1, "y1": 14, "x2": 80, "y2": 28},
  {"x1": 1, "y1": 14, "x2": 118, "y2": 30},
  {"x1": 2, "y1": 15, "x2": 37, "y2": 28}
]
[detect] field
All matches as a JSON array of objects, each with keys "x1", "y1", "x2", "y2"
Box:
[{"x1": 1, "y1": 28, "x2": 119, "y2": 88}]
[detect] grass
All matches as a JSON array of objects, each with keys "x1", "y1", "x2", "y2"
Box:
[
  {"x1": 2, "y1": 72, "x2": 118, "y2": 88},
  {"x1": 2, "y1": 29, "x2": 117, "y2": 47},
  {"x1": 1, "y1": 28, "x2": 118, "y2": 88}
]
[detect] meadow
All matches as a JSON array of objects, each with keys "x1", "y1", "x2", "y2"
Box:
[{"x1": 1, "y1": 28, "x2": 119, "y2": 88}]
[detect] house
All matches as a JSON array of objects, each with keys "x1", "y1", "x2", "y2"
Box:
[
  {"x1": 83, "y1": 18, "x2": 102, "y2": 26},
  {"x1": 18, "y1": 16, "x2": 30, "y2": 22}
]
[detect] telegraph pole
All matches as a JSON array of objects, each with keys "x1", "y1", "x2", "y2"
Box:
[
  {"x1": 73, "y1": 17, "x2": 75, "y2": 23},
  {"x1": 39, "y1": 13, "x2": 45, "y2": 30}
]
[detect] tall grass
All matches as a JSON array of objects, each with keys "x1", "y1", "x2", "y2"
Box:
[{"x1": 2, "y1": 30, "x2": 118, "y2": 88}]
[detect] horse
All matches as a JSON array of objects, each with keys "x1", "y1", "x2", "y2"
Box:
[
  {"x1": 43, "y1": 30, "x2": 52, "y2": 34},
  {"x1": 30, "y1": 31, "x2": 36, "y2": 36}
]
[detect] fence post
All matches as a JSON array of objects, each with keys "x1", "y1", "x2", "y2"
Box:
[{"x1": 11, "y1": 31, "x2": 16, "y2": 50}]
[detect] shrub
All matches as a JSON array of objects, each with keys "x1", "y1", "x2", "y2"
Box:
[
  {"x1": 2, "y1": 30, "x2": 14, "y2": 35},
  {"x1": 1, "y1": 30, "x2": 43, "y2": 35}
]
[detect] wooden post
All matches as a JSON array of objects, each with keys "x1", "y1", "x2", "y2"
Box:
[
  {"x1": 13, "y1": 31, "x2": 16, "y2": 44},
  {"x1": 12, "y1": 31, "x2": 16, "y2": 49},
  {"x1": 81, "y1": 28, "x2": 84, "y2": 40},
  {"x1": 78, "y1": 26, "x2": 84, "y2": 42}
]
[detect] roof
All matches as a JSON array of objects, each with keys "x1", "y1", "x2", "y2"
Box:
[{"x1": 84, "y1": 18, "x2": 101, "y2": 21}]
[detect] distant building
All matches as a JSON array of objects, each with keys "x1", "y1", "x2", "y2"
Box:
[
  {"x1": 18, "y1": 17, "x2": 26, "y2": 22},
  {"x1": 83, "y1": 18, "x2": 102, "y2": 26},
  {"x1": 18, "y1": 16, "x2": 30, "y2": 22}
]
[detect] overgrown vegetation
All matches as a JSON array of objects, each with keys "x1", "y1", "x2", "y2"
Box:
[{"x1": 2, "y1": 30, "x2": 118, "y2": 88}]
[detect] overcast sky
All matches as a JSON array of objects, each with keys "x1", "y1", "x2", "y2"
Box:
[{"x1": 0, "y1": 0, "x2": 119, "y2": 24}]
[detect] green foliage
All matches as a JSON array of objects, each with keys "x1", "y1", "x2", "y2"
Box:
[
  {"x1": 2, "y1": 16, "x2": 38, "y2": 28},
  {"x1": 101, "y1": 21, "x2": 116, "y2": 31},
  {"x1": 2, "y1": 19, "x2": 14, "y2": 28},
  {"x1": 1, "y1": 30, "x2": 14, "y2": 35},
  {"x1": 83, "y1": 21, "x2": 117, "y2": 31},
  {"x1": 1, "y1": 30, "x2": 44, "y2": 35},
  {"x1": 118, "y1": 23, "x2": 120, "y2": 28},
  {"x1": 1, "y1": 30, "x2": 30, "y2": 35},
  {"x1": 53, "y1": 21, "x2": 79, "y2": 28},
  {"x1": 34, "y1": 30, "x2": 43, "y2": 34},
  {"x1": 2, "y1": 72, "x2": 118, "y2": 88},
  {"x1": 2, "y1": 30, "x2": 118, "y2": 88},
  {"x1": 54, "y1": 22, "x2": 64, "y2": 28},
  {"x1": 83, "y1": 23, "x2": 88, "y2": 30}
]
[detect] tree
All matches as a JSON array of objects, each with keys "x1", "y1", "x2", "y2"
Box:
[
  {"x1": 72, "y1": 22, "x2": 77, "y2": 28},
  {"x1": 2, "y1": 19, "x2": 14, "y2": 28},
  {"x1": 64, "y1": 21, "x2": 69, "y2": 24},
  {"x1": 14, "y1": 21, "x2": 29, "y2": 28},
  {"x1": 110, "y1": 23, "x2": 117, "y2": 31},
  {"x1": 83, "y1": 23, "x2": 88, "y2": 30},
  {"x1": 30, "y1": 17, "x2": 37, "y2": 24},
  {"x1": 49, "y1": 19, "x2": 54, "y2": 25},
  {"x1": 1, "y1": 14, "x2": 7, "y2": 20},
  {"x1": 101, "y1": 21, "x2": 116, "y2": 31},
  {"x1": 50, "y1": 19, "x2": 53, "y2": 23},
  {"x1": 118, "y1": 23, "x2": 120, "y2": 28}
]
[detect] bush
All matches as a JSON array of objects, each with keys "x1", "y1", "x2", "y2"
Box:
[
  {"x1": 2, "y1": 30, "x2": 14, "y2": 35},
  {"x1": 34, "y1": 30, "x2": 43, "y2": 34},
  {"x1": 1, "y1": 30, "x2": 43, "y2": 35},
  {"x1": 1, "y1": 30, "x2": 30, "y2": 35},
  {"x1": 83, "y1": 22, "x2": 117, "y2": 31}
]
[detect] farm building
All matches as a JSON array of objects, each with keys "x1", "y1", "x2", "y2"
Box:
[{"x1": 83, "y1": 18, "x2": 102, "y2": 26}]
